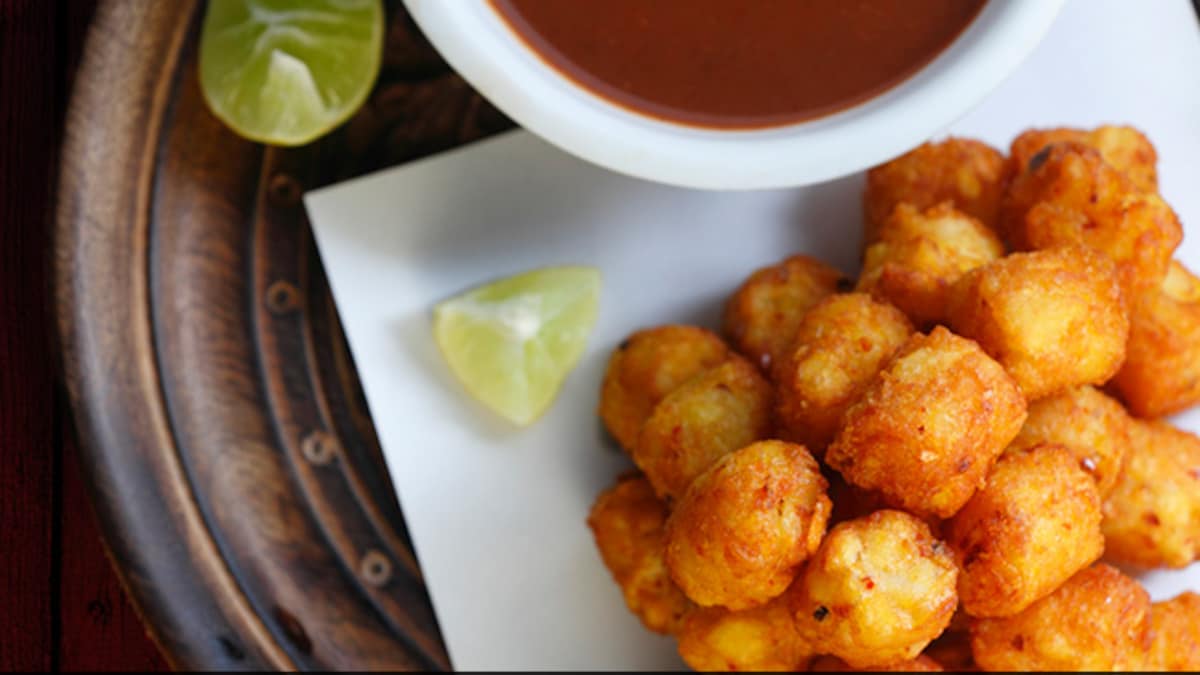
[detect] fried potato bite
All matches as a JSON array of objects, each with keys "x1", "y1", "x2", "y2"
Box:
[
  {"x1": 587, "y1": 474, "x2": 691, "y2": 634},
  {"x1": 1102, "y1": 419, "x2": 1200, "y2": 569},
  {"x1": 1139, "y1": 592, "x2": 1200, "y2": 672},
  {"x1": 826, "y1": 327, "x2": 1026, "y2": 519},
  {"x1": 1007, "y1": 385, "x2": 1132, "y2": 497},
  {"x1": 774, "y1": 293, "x2": 913, "y2": 455},
  {"x1": 825, "y1": 469, "x2": 886, "y2": 528},
  {"x1": 923, "y1": 629, "x2": 976, "y2": 672},
  {"x1": 863, "y1": 137, "x2": 1009, "y2": 243},
  {"x1": 969, "y1": 564, "x2": 1151, "y2": 672},
  {"x1": 723, "y1": 254, "x2": 847, "y2": 373},
  {"x1": 1112, "y1": 260, "x2": 1200, "y2": 417},
  {"x1": 599, "y1": 325, "x2": 730, "y2": 453},
  {"x1": 857, "y1": 203, "x2": 1004, "y2": 327},
  {"x1": 946, "y1": 445, "x2": 1104, "y2": 618},
  {"x1": 665, "y1": 441, "x2": 830, "y2": 610},
  {"x1": 946, "y1": 245, "x2": 1128, "y2": 400},
  {"x1": 634, "y1": 356, "x2": 773, "y2": 501},
  {"x1": 677, "y1": 593, "x2": 815, "y2": 672},
  {"x1": 808, "y1": 654, "x2": 944, "y2": 672},
  {"x1": 1009, "y1": 125, "x2": 1158, "y2": 193},
  {"x1": 1000, "y1": 142, "x2": 1181, "y2": 301},
  {"x1": 790, "y1": 510, "x2": 958, "y2": 669}
]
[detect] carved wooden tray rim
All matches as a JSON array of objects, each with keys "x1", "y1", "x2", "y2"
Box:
[{"x1": 53, "y1": 1, "x2": 501, "y2": 669}]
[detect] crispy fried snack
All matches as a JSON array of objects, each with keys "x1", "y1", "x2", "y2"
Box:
[
  {"x1": 676, "y1": 593, "x2": 814, "y2": 672},
  {"x1": 969, "y1": 564, "x2": 1151, "y2": 672},
  {"x1": 587, "y1": 474, "x2": 691, "y2": 634},
  {"x1": 946, "y1": 245, "x2": 1128, "y2": 400},
  {"x1": 599, "y1": 325, "x2": 730, "y2": 452},
  {"x1": 774, "y1": 293, "x2": 913, "y2": 455},
  {"x1": 1000, "y1": 142, "x2": 1181, "y2": 300},
  {"x1": 1139, "y1": 592, "x2": 1200, "y2": 672},
  {"x1": 790, "y1": 510, "x2": 958, "y2": 669},
  {"x1": 1102, "y1": 419, "x2": 1200, "y2": 569},
  {"x1": 946, "y1": 445, "x2": 1104, "y2": 618},
  {"x1": 807, "y1": 654, "x2": 944, "y2": 672},
  {"x1": 1007, "y1": 385, "x2": 1132, "y2": 497},
  {"x1": 1009, "y1": 125, "x2": 1158, "y2": 193},
  {"x1": 1112, "y1": 260, "x2": 1200, "y2": 417},
  {"x1": 923, "y1": 628, "x2": 976, "y2": 672},
  {"x1": 863, "y1": 137, "x2": 1009, "y2": 243},
  {"x1": 665, "y1": 441, "x2": 830, "y2": 610},
  {"x1": 826, "y1": 327, "x2": 1026, "y2": 519},
  {"x1": 634, "y1": 356, "x2": 773, "y2": 501},
  {"x1": 857, "y1": 203, "x2": 1004, "y2": 327},
  {"x1": 825, "y1": 469, "x2": 886, "y2": 527},
  {"x1": 723, "y1": 254, "x2": 847, "y2": 373}
]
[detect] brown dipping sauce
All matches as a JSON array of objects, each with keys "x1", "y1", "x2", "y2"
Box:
[{"x1": 491, "y1": 0, "x2": 987, "y2": 129}]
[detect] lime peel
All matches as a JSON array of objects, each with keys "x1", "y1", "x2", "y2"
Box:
[
  {"x1": 199, "y1": 0, "x2": 383, "y2": 147},
  {"x1": 433, "y1": 267, "x2": 602, "y2": 426}
]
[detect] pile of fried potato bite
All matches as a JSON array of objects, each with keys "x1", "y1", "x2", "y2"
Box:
[{"x1": 590, "y1": 126, "x2": 1200, "y2": 672}]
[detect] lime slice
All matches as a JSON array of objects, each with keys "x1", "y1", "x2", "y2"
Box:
[
  {"x1": 434, "y1": 267, "x2": 602, "y2": 426},
  {"x1": 199, "y1": 0, "x2": 383, "y2": 146}
]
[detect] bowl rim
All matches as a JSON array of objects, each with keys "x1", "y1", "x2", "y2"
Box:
[{"x1": 404, "y1": 0, "x2": 1067, "y2": 190}]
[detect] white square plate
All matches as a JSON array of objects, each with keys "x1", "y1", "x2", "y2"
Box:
[{"x1": 305, "y1": 0, "x2": 1200, "y2": 669}]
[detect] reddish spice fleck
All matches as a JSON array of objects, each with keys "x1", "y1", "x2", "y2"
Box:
[
  {"x1": 1011, "y1": 634, "x2": 1025, "y2": 651},
  {"x1": 1144, "y1": 512, "x2": 1162, "y2": 526},
  {"x1": 862, "y1": 576, "x2": 875, "y2": 590}
]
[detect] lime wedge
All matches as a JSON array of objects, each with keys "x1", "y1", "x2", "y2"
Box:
[
  {"x1": 434, "y1": 267, "x2": 602, "y2": 426},
  {"x1": 199, "y1": 0, "x2": 383, "y2": 146}
]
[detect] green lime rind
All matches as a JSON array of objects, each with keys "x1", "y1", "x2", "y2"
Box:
[
  {"x1": 199, "y1": 0, "x2": 383, "y2": 146},
  {"x1": 434, "y1": 267, "x2": 603, "y2": 426}
]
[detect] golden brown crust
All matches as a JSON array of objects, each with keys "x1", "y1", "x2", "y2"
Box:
[
  {"x1": 1138, "y1": 592, "x2": 1200, "y2": 672},
  {"x1": 1007, "y1": 385, "x2": 1132, "y2": 497},
  {"x1": 587, "y1": 474, "x2": 691, "y2": 634},
  {"x1": 946, "y1": 445, "x2": 1104, "y2": 618},
  {"x1": 1113, "y1": 259, "x2": 1200, "y2": 417},
  {"x1": 1009, "y1": 125, "x2": 1158, "y2": 193},
  {"x1": 1102, "y1": 419, "x2": 1200, "y2": 569},
  {"x1": 808, "y1": 653, "x2": 944, "y2": 672},
  {"x1": 826, "y1": 327, "x2": 1027, "y2": 519},
  {"x1": 774, "y1": 293, "x2": 913, "y2": 456},
  {"x1": 946, "y1": 245, "x2": 1129, "y2": 401},
  {"x1": 790, "y1": 510, "x2": 958, "y2": 669},
  {"x1": 969, "y1": 564, "x2": 1151, "y2": 672},
  {"x1": 723, "y1": 254, "x2": 847, "y2": 373},
  {"x1": 857, "y1": 203, "x2": 1004, "y2": 327},
  {"x1": 922, "y1": 629, "x2": 976, "y2": 672},
  {"x1": 677, "y1": 593, "x2": 815, "y2": 672},
  {"x1": 665, "y1": 441, "x2": 831, "y2": 611},
  {"x1": 863, "y1": 137, "x2": 1010, "y2": 244},
  {"x1": 598, "y1": 325, "x2": 730, "y2": 452},
  {"x1": 999, "y1": 142, "x2": 1181, "y2": 301},
  {"x1": 634, "y1": 355, "x2": 773, "y2": 501}
]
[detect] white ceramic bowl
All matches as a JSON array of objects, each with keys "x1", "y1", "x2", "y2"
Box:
[{"x1": 405, "y1": 0, "x2": 1066, "y2": 190}]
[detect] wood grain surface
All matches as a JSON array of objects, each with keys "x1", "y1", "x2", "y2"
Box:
[
  {"x1": 1, "y1": 1, "x2": 57, "y2": 666},
  {"x1": 2, "y1": 0, "x2": 167, "y2": 670},
  {"x1": 53, "y1": 0, "x2": 508, "y2": 670}
]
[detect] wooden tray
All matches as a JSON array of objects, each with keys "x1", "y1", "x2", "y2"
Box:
[{"x1": 54, "y1": 1, "x2": 511, "y2": 670}]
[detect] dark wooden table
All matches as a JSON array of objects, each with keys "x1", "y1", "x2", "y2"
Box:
[{"x1": 1, "y1": 1, "x2": 167, "y2": 670}]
